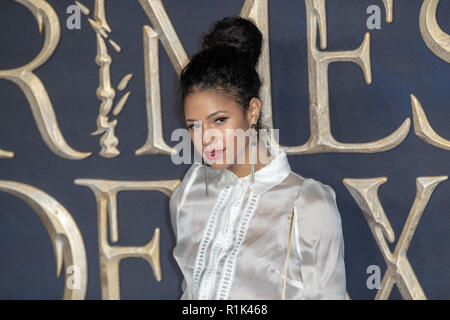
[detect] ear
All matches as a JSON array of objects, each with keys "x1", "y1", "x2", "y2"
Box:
[{"x1": 246, "y1": 97, "x2": 262, "y2": 126}]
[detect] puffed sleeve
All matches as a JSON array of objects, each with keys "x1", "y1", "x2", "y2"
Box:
[
  {"x1": 294, "y1": 178, "x2": 346, "y2": 300},
  {"x1": 169, "y1": 163, "x2": 201, "y2": 243}
]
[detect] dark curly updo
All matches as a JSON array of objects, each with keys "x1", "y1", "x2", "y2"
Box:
[{"x1": 180, "y1": 16, "x2": 263, "y2": 129}]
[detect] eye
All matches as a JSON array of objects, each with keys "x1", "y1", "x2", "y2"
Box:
[{"x1": 214, "y1": 117, "x2": 228, "y2": 125}]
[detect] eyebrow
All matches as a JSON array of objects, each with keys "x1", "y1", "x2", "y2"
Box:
[{"x1": 186, "y1": 111, "x2": 228, "y2": 122}]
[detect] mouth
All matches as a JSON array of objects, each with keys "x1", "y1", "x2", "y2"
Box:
[{"x1": 205, "y1": 147, "x2": 226, "y2": 161}]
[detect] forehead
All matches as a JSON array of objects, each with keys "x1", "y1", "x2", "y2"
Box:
[{"x1": 184, "y1": 88, "x2": 242, "y2": 118}]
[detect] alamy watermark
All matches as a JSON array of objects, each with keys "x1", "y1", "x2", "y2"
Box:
[
  {"x1": 65, "y1": 264, "x2": 82, "y2": 290},
  {"x1": 366, "y1": 5, "x2": 382, "y2": 30},
  {"x1": 366, "y1": 264, "x2": 381, "y2": 290},
  {"x1": 66, "y1": 5, "x2": 82, "y2": 30}
]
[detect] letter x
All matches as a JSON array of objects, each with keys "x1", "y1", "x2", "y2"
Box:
[{"x1": 344, "y1": 176, "x2": 447, "y2": 299}]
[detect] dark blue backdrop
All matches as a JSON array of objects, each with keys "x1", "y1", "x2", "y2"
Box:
[{"x1": 0, "y1": 0, "x2": 449, "y2": 299}]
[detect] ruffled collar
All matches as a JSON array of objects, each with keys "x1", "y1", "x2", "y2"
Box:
[{"x1": 212, "y1": 147, "x2": 292, "y2": 196}]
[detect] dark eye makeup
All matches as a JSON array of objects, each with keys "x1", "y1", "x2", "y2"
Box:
[{"x1": 214, "y1": 117, "x2": 228, "y2": 125}]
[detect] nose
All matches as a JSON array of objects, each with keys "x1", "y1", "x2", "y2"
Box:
[{"x1": 202, "y1": 125, "x2": 215, "y2": 147}]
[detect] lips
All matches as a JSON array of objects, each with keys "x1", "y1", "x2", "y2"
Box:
[{"x1": 205, "y1": 148, "x2": 225, "y2": 160}]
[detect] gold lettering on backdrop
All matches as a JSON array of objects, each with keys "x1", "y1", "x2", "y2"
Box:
[
  {"x1": 75, "y1": 1, "x2": 90, "y2": 15},
  {"x1": 274, "y1": 0, "x2": 410, "y2": 154},
  {"x1": 0, "y1": 0, "x2": 91, "y2": 160},
  {"x1": 137, "y1": 0, "x2": 189, "y2": 76},
  {"x1": 74, "y1": 178, "x2": 180, "y2": 300},
  {"x1": 382, "y1": 0, "x2": 394, "y2": 23},
  {"x1": 82, "y1": 0, "x2": 133, "y2": 158},
  {"x1": 135, "y1": 26, "x2": 176, "y2": 155},
  {"x1": 136, "y1": 0, "x2": 189, "y2": 155},
  {"x1": 410, "y1": 0, "x2": 450, "y2": 150},
  {"x1": 136, "y1": 0, "x2": 410, "y2": 155},
  {"x1": 343, "y1": 176, "x2": 448, "y2": 299},
  {"x1": 419, "y1": 0, "x2": 450, "y2": 64},
  {"x1": 410, "y1": 94, "x2": 450, "y2": 150},
  {"x1": 0, "y1": 180, "x2": 88, "y2": 299}
]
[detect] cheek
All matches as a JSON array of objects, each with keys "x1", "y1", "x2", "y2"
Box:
[
  {"x1": 190, "y1": 133, "x2": 202, "y2": 152},
  {"x1": 224, "y1": 129, "x2": 248, "y2": 160}
]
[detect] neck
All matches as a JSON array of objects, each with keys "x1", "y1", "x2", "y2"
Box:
[{"x1": 227, "y1": 140, "x2": 272, "y2": 178}]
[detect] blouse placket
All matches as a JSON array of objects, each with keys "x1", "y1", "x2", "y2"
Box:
[{"x1": 194, "y1": 180, "x2": 259, "y2": 299}]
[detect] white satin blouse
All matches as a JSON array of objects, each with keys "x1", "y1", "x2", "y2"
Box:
[{"x1": 169, "y1": 149, "x2": 346, "y2": 300}]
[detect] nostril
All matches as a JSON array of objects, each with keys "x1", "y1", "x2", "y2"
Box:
[{"x1": 203, "y1": 135, "x2": 215, "y2": 145}]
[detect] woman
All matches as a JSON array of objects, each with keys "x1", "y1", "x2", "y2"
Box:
[{"x1": 169, "y1": 16, "x2": 346, "y2": 300}]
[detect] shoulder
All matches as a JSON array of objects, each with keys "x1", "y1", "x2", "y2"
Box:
[
  {"x1": 169, "y1": 163, "x2": 204, "y2": 235},
  {"x1": 175, "y1": 163, "x2": 203, "y2": 190},
  {"x1": 292, "y1": 175, "x2": 342, "y2": 237},
  {"x1": 169, "y1": 163, "x2": 203, "y2": 212}
]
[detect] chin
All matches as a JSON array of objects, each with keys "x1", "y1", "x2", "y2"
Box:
[
  {"x1": 204, "y1": 154, "x2": 232, "y2": 170},
  {"x1": 208, "y1": 162, "x2": 231, "y2": 170}
]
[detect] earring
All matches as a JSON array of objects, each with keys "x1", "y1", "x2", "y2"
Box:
[
  {"x1": 202, "y1": 157, "x2": 208, "y2": 196},
  {"x1": 250, "y1": 123, "x2": 258, "y2": 184}
]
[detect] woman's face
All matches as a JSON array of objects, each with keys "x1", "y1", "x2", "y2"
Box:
[{"x1": 184, "y1": 88, "x2": 257, "y2": 170}]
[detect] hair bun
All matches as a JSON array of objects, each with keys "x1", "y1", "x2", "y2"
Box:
[{"x1": 202, "y1": 16, "x2": 262, "y2": 68}]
